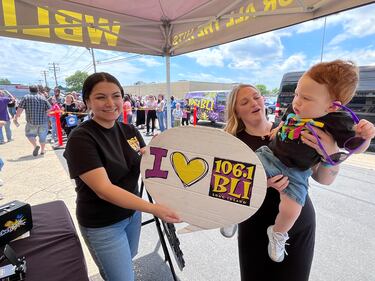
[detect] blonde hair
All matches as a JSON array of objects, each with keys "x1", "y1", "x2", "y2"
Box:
[
  {"x1": 224, "y1": 84, "x2": 261, "y2": 136},
  {"x1": 305, "y1": 59, "x2": 359, "y2": 105},
  {"x1": 65, "y1": 94, "x2": 75, "y2": 104}
]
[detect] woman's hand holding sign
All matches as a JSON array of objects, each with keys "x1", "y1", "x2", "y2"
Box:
[{"x1": 151, "y1": 203, "x2": 182, "y2": 224}]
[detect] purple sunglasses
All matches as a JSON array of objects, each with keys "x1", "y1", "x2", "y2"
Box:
[{"x1": 305, "y1": 102, "x2": 365, "y2": 166}]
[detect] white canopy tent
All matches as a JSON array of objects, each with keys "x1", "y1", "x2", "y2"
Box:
[{"x1": 1, "y1": 0, "x2": 374, "y2": 126}]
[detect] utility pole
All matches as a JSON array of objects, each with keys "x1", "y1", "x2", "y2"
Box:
[
  {"x1": 88, "y1": 48, "x2": 97, "y2": 73},
  {"x1": 49, "y1": 62, "x2": 60, "y2": 87},
  {"x1": 320, "y1": 17, "x2": 327, "y2": 62},
  {"x1": 41, "y1": 70, "x2": 48, "y2": 87}
]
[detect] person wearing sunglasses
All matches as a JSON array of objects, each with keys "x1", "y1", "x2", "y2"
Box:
[{"x1": 255, "y1": 60, "x2": 375, "y2": 263}]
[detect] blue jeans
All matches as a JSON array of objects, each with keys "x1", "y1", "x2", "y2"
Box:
[
  {"x1": 79, "y1": 211, "x2": 141, "y2": 281},
  {"x1": 49, "y1": 116, "x2": 57, "y2": 141},
  {"x1": 156, "y1": 111, "x2": 165, "y2": 132},
  {"x1": 25, "y1": 123, "x2": 49, "y2": 143},
  {"x1": 127, "y1": 114, "x2": 133, "y2": 124},
  {"x1": 0, "y1": 120, "x2": 11, "y2": 142},
  {"x1": 170, "y1": 109, "x2": 175, "y2": 127},
  {"x1": 256, "y1": 146, "x2": 312, "y2": 206}
]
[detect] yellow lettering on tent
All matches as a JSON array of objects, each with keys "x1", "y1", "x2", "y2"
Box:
[
  {"x1": 172, "y1": 28, "x2": 194, "y2": 46},
  {"x1": 23, "y1": 7, "x2": 50, "y2": 38},
  {"x1": 2, "y1": 0, "x2": 17, "y2": 33},
  {"x1": 279, "y1": 0, "x2": 294, "y2": 7},
  {"x1": 55, "y1": 10, "x2": 83, "y2": 42},
  {"x1": 197, "y1": 21, "x2": 219, "y2": 38},
  {"x1": 226, "y1": 3, "x2": 256, "y2": 28},
  {"x1": 85, "y1": 15, "x2": 120, "y2": 46},
  {"x1": 263, "y1": 0, "x2": 294, "y2": 11}
]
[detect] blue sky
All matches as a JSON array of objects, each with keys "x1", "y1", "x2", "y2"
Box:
[{"x1": 0, "y1": 3, "x2": 375, "y2": 91}]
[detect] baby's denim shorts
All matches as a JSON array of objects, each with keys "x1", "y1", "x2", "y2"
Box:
[{"x1": 256, "y1": 146, "x2": 312, "y2": 206}]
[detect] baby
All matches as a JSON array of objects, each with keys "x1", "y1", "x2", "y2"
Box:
[{"x1": 256, "y1": 60, "x2": 375, "y2": 262}]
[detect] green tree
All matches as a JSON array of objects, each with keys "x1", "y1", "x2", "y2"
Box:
[
  {"x1": 65, "y1": 71, "x2": 89, "y2": 92},
  {"x1": 255, "y1": 84, "x2": 269, "y2": 96},
  {"x1": 0, "y1": 78, "x2": 11, "y2": 84}
]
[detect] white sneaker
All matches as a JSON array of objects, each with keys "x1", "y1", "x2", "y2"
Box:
[
  {"x1": 220, "y1": 224, "x2": 238, "y2": 238},
  {"x1": 0, "y1": 179, "x2": 3, "y2": 186},
  {"x1": 267, "y1": 225, "x2": 289, "y2": 262}
]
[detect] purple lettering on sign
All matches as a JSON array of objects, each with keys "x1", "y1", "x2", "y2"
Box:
[{"x1": 145, "y1": 147, "x2": 169, "y2": 179}]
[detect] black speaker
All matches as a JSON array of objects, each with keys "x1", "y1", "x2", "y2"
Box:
[{"x1": 0, "y1": 201, "x2": 33, "y2": 245}]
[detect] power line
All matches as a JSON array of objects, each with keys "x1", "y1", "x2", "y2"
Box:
[
  {"x1": 57, "y1": 46, "x2": 80, "y2": 64},
  {"x1": 98, "y1": 54, "x2": 142, "y2": 65}
]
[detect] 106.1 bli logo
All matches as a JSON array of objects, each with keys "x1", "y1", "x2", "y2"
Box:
[{"x1": 209, "y1": 157, "x2": 256, "y2": 206}]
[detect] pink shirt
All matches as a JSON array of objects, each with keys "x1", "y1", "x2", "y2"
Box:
[{"x1": 123, "y1": 101, "x2": 132, "y2": 115}]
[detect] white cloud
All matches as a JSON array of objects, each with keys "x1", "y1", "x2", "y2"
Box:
[
  {"x1": 294, "y1": 18, "x2": 325, "y2": 34},
  {"x1": 277, "y1": 53, "x2": 307, "y2": 72},
  {"x1": 185, "y1": 48, "x2": 224, "y2": 67},
  {"x1": 178, "y1": 72, "x2": 235, "y2": 83},
  {"x1": 184, "y1": 32, "x2": 284, "y2": 70},
  {"x1": 322, "y1": 46, "x2": 375, "y2": 66},
  {"x1": 136, "y1": 56, "x2": 162, "y2": 67},
  {"x1": 328, "y1": 5, "x2": 375, "y2": 45}
]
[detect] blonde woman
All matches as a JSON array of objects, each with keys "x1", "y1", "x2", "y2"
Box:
[{"x1": 224, "y1": 84, "x2": 341, "y2": 281}]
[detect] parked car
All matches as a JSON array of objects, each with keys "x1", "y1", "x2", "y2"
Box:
[{"x1": 265, "y1": 96, "x2": 277, "y2": 115}]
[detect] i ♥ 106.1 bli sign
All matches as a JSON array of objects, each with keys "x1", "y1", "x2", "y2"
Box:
[{"x1": 140, "y1": 126, "x2": 267, "y2": 233}]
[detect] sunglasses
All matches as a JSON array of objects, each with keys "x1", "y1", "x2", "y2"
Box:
[{"x1": 305, "y1": 102, "x2": 365, "y2": 166}]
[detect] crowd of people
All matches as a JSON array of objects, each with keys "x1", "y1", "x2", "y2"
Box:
[{"x1": 122, "y1": 94, "x2": 193, "y2": 136}]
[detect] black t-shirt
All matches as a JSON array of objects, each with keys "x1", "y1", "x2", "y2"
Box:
[
  {"x1": 64, "y1": 103, "x2": 78, "y2": 113},
  {"x1": 269, "y1": 106, "x2": 355, "y2": 170},
  {"x1": 237, "y1": 129, "x2": 316, "y2": 281},
  {"x1": 63, "y1": 119, "x2": 146, "y2": 228}
]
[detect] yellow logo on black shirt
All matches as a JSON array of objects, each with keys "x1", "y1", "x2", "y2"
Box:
[{"x1": 127, "y1": 137, "x2": 140, "y2": 152}]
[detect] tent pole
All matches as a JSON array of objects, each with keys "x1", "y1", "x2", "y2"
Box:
[{"x1": 166, "y1": 55, "x2": 171, "y2": 129}]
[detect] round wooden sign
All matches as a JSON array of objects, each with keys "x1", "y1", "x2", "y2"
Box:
[{"x1": 140, "y1": 126, "x2": 267, "y2": 233}]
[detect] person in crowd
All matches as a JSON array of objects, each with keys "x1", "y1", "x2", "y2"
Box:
[
  {"x1": 254, "y1": 60, "x2": 375, "y2": 263},
  {"x1": 182, "y1": 98, "x2": 191, "y2": 126},
  {"x1": 0, "y1": 90, "x2": 15, "y2": 144},
  {"x1": 47, "y1": 97, "x2": 62, "y2": 144},
  {"x1": 14, "y1": 85, "x2": 51, "y2": 156},
  {"x1": 123, "y1": 94, "x2": 133, "y2": 124},
  {"x1": 135, "y1": 97, "x2": 146, "y2": 129},
  {"x1": 156, "y1": 94, "x2": 166, "y2": 132},
  {"x1": 172, "y1": 102, "x2": 183, "y2": 127},
  {"x1": 60, "y1": 94, "x2": 79, "y2": 137},
  {"x1": 63, "y1": 72, "x2": 180, "y2": 281},
  {"x1": 7, "y1": 95, "x2": 17, "y2": 118},
  {"x1": 145, "y1": 95, "x2": 157, "y2": 136},
  {"x1": 53, "y1": 87, "x2": 64, "y2": 106},
  {"x1": 71, "y1": 91, "x2": 79, "y2": 101},
  {"x1": 224, "y1": 83, "x2": 341, "y2": 281},
  {"x1": 170, "y1": 95, "x2": 176, "y2": 127}
]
